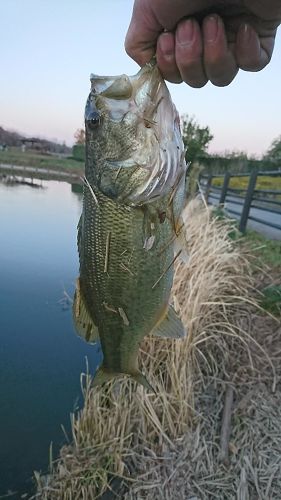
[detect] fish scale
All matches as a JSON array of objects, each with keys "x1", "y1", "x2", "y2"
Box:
[
  {"x1": 73, "y1": 61, "x2": 187, "y2": 390},
  {"x1": 79, "y1": 187, "x2": 174, "y2": 373}
]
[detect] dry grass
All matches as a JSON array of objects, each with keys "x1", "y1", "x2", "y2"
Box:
[{"x1": 34, "y1": 199, "x2": 281, "y2": 500}]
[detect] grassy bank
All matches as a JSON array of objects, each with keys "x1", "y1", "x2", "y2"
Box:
[
  {"x1": 244, "y1": 229, "x2": 281, "y2": 316},
  {"x1": 35, "y1": 200, "x2": 281, "y2": 499},
  {"x1": 0, "y1": 147, "x2": 83, "y2": 174},
  {"x1": 212, "y1": 174, "x2": 281, "y2": 191},
  {"x1": 244, "y1": 229, "x2": 281, "y2": 270}
]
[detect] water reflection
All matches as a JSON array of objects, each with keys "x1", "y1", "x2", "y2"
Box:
[
  {"x1": 0, "y1": 179, "x2": 101, "y2": 497},
  {"x1": 0, "y1": 173, "x2": 44, "y2": 189}
]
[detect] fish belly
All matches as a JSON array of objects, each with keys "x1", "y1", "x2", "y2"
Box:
[{"x1": 79, "y1": 188, "x2": 174, "y2": 374}]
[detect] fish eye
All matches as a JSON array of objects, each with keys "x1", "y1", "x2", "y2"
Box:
[{"x1": 86, "y1": 111, "x2": 101, "y2": 130}]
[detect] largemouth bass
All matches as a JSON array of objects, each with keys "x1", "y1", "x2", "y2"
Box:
[{"x1": 73, "y1": 60, "x2": 187, "y2": 391}]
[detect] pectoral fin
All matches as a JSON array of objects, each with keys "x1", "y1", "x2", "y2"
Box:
[
  {"x1": 73, "y1": 278, "x2": 100, "y2": 343},
  {"x1": 173, "y1": 217, "x2": 189, "y2": 264},
  {"x1": 152, "y1": 304, "x2": 186, "y2": 339}
]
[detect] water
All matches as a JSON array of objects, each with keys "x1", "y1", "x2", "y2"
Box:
[{"x1": 0, "y1": 179, "x2": 101, "y2": 497}]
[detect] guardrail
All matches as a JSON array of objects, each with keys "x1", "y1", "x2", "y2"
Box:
[{"x1": 200, "y1": 169, "x2": 281, "y2": 233}]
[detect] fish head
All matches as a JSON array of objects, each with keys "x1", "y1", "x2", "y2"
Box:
[{"x1": 85, "y1": 60, "x2": 186, "y2": 205}]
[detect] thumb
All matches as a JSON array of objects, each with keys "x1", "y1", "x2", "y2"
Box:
[
  {"x1": 125, "y1": 0, "x2": 210, "y2": 66},
  {"x1": 125, "y1": 1, "x2": 162, "y2": 66}
]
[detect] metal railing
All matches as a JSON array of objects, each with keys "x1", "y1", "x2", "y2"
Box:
[{"x1": 200, "y1": 169, "x2": 281, "y2": 233}]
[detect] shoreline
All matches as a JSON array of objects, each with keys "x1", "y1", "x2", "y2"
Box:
[
  {"x1": 34, "y1": 201, "x2": 281, "y2": 499},
  {"x1": 0, "y1": 163, "x2": 83, "y2": 184}
]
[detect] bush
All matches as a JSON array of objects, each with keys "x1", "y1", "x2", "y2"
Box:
[{"x1": 72, "y1": 144, "x2": 85, "y2": 162}]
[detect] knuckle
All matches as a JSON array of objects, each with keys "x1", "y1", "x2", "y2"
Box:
[
  {"x1": 124, "y1": 40, "x2": 133, "y2": 57},
  {"x1": 184, "y1": 78, "x2": 208, "y2": 88},
  {"x1": 205, "y1": 53, "x2": 225, "y2": 69},
  {"x1": 209, "y1": 70, "x2": 237, "y2": 86},
  {"x1": 166, "y1": 75, "x2": 183, "y2": 84},
  {"x1": 205, "y1": 57, "x2": 238, "y2": 86},
  {"x1": 177, "y1": 58, "x2": 207, "y2": 88},
  {"x1": 238, "y1": 46, "x2": 271, "y2": 72},
  {"x1": 210, "y1": 77, "x2": 233, "y2": 87},
  {"x1": 156, "y1": 60, "x2": 182, "y2": 84},
  {"x1": 239, "y1": 57, "x2": 267, "y2": 72},
  {"x1": 176, "y1": 56, "x2": 201, "y2": 73}
]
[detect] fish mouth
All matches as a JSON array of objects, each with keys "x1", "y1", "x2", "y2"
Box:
[
  {"x1": 90, "y1": 74, "x2": 133, "y2": 100},
  {"x1": 89, "y1": 59, "x2": 161, "y2": 119},
  {"x1": 88, "y1": 60, "x2": 186, "y2": 204}
]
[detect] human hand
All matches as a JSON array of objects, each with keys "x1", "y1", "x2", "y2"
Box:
[{"x1": 125, "y1": 0, "x2": 281, "y2": 87}]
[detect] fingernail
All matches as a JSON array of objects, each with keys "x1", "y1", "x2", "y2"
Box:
[
  {"x1": 242, "y1": 23, "x2": 252, "y2": 42},
  {"x1": 177, "y1": 19, "x2": 194, "y2": 45},
  {"x1": 204, "y1": 16, "x2": 218, "y2": 42},
  {"x1": 158, "y1": 33, "x2": 174, "y2": 58}
]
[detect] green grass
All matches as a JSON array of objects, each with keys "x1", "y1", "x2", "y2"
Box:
[
  {"x1": 0, "y1": 147, "x2": 83, "y2": 173},
  {"x1": 212, "y1": 175, "x2": 281, "y2": 196},
  {"x1": 260, "y1": 285, "x2": 281, "y2": 316},
  {"x1": 244, "y1": 229, "x2": 281, "y2": 269},
  {"x1": 207, "y1": 209, "x2": 281, "y2": 268},
  {"x1": 242, "y1": 229, "x2": 281, "y2": 316},
  {"x1": 213, "y1": 210, "x2": 281, "y2": 317}
]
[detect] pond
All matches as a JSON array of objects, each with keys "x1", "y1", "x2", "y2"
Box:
[{"x1": 0, "y1": 178, "x2": 101, "y2": 497}]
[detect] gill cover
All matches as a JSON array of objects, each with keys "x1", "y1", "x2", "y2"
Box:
[{"x1": 85, "y1": 61, "x2": 186, "y2": 206}]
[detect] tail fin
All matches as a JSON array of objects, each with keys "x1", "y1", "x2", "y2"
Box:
[{"x1": 93, "y1": 365, "x2": 155, "y2": 394}]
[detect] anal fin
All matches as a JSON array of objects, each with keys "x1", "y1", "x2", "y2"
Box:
[
  {"x1": 73, "y1": 277, "x2": 100, "y2": 344},
  {"x1": 152, "y1": 304, "x2": 186, "y2": 339}
]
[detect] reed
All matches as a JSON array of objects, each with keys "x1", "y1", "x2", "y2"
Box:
[{"x1": 35, "y1": 199, "x2": 280, "y2": 499}]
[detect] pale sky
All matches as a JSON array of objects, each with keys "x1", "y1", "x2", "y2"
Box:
[{"x1": 1, "y1": 0, "x2": 280, "y2": 156}]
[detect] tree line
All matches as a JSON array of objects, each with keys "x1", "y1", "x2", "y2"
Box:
[{"x1": 74, "y1": 116, "x2": 281, "y2": 166}]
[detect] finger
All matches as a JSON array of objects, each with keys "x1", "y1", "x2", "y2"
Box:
[
  {"x1": 203, "y1": 15, "x2": 239, "y2": 87},
  {"x1": 175, "y1": 18, "x2": 208, "y2": 88},
  {"x1": 125, "y1": 0, "x2": 161, "y2": 66},
  {"x1": 125, "y1": 22, "x2": 157, "y2": 66},
  {"x1": 236, "y1": 23, "x2": 276, "y2": 71},
  {"x1": 156, "y1": 32, "x2": 182, "y2": 83}
]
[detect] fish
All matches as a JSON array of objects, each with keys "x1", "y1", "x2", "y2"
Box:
[{"x1": 73, "y1": 59, "x2": 187, "y2": 392}]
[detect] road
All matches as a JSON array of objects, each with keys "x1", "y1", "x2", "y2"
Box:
[
  {"x1": 208, "y1": 193, "x2": 281, "y2": 241},
  {"x1": 2, "y1": 165, "x2": 280, "y2": 240}
]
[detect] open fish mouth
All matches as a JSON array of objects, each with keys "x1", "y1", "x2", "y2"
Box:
[
  {"x1": 89, "y1": 59, "x2": 162, "y2": 123},
  {"x1": 90, "y1": 58, "x2": 157, "y2": 102},
  {"x1": 87, "y1": 60, "x2": 186, "y2": 205},
  {"x1": 90, "y1": 73, "x2": 133, "y2": 100}
]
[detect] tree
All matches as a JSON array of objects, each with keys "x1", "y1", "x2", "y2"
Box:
[
  {"x1": 74, "y1": 128, "x2": 85, "y2": 145},
  {"x1": 219, "y1": 150, "x2": 248, "y2": 160},
  {"x1": 264, "y1": 135, "x2": 281, "y2": 162},
  {"x1": 181, "y1": 114, "x2": 213, "y2": 164}
]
